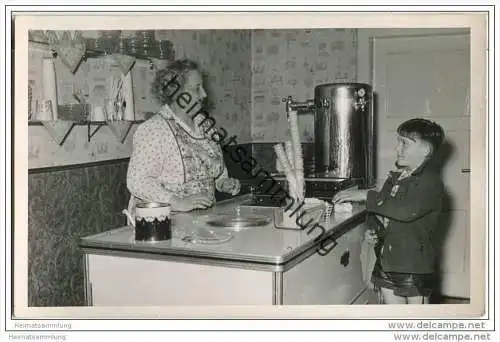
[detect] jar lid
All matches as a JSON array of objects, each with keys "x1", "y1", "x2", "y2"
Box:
[{"x1": 136, "y1": 202, "x2": 170, "y2": 209}]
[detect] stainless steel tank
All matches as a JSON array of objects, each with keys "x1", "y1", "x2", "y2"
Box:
[{"x1": 313, "y1": 83, "x2": 375, "y2": 188}]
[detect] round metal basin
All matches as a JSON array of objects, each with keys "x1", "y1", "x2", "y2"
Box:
[{"x1": 204, "y1": 214, "x2": 271, "y2": 231}]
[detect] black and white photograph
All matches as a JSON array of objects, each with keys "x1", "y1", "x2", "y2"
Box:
[{"x1": 4, "y1": 7, "x2": 496, "y2": 341}]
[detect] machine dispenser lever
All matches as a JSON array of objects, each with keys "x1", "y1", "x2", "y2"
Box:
[{"x1": 282, "y1": 96, "x2": 315, "y2": 115}]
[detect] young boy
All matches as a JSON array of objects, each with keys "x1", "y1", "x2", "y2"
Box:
[{"x1": 333, "y1": 118, "x2": 445, "y2": 304}]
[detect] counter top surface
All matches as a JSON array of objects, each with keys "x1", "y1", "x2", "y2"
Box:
[{"x1": 80, "y1": 195, "x2": 366, "y2": 266}]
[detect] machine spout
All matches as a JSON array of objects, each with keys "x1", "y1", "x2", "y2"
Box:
[{"x1": 282, "y1": 96, "x2": 315, "y2": 115}]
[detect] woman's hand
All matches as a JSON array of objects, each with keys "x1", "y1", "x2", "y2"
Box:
[
  {"x1": 333, "y1": 188, "x2": 369, "y2": 204},
  {"x1": 218, "y1": 178, "x2": 241, "y2": 196},
  {"x1": 170, "y1": 194, "x2": 214, "y2": 212}
]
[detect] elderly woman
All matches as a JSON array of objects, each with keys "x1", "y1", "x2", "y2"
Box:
[{"x1": 126, "y1": 59, "x2": 241, "y2": 214}]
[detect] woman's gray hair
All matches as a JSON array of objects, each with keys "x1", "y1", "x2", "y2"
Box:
[{"x1": 151, "y1": 59, "x2": 201, "y2": 106}]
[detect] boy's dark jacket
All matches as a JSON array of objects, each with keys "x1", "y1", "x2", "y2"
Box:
[{"x1": 366, "y1": 162, "x2": 445, "y2": 274}]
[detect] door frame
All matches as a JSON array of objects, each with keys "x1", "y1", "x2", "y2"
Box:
[
  {"x1": 356, "y1": 28, "x2": 471, "y2": 84},
  {"x1": 356, "y1": 28, "x2": 487, "y2": 308},
  {"x1": 357, "y1": 29, "x2": 471, "y2": 190}
]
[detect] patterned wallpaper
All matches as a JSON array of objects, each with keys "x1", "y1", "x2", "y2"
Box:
[
  {"x1": 251, "y1": 28, "x2": 358, "y2": 143},
  {"x1": 28, "y1": 125, "x2": 136, "y2": 168},
  {"x1": 28, "y1": 29, "x2": 355, "y2": 167},
  {"x1": 156, "y1": 29, "x2": 252, "y2": 143},
  {"x1": 28, "y1": 29, "x2": 253, "y2": 169},
  {"x1": 28, "y1": 161, "x2": 130, "y2": 307}
]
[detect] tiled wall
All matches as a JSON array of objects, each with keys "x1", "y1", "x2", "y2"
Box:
[{"x1": 250, "y1": 28, "x2": 358, "y2": 171}]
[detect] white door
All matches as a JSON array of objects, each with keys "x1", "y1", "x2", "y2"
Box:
[{"x1": 372, "y1": 33, "x2": 471, "y2": 298}]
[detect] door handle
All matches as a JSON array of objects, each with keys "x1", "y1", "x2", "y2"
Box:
[
  {"x1": 340, "y1": 250, "x2": 350, "y2": 267},
  {"x1": 461, "y1": 168, "x2": 471, "y2": 173}
]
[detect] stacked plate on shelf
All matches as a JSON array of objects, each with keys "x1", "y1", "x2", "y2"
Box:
[
  {"x1": 137, "y1": 30, "x2": 156, "y2": 56},
  {"x1": 96, "y1": 30, "x2": 122, "y2": 53}
]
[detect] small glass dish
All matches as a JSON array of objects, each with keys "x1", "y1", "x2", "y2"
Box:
[
  {"x1": 181, "y1": 228, "x2": 233, "y2": 245},
  {"x1": 204, "y1": 213, "x2": 271, "y2": 231}
]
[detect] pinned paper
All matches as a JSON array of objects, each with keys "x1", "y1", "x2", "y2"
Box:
[
  {"x1": 41, "y1": 58, "x2": 59, "y2": 120},
  {"x1": 111, "y1": 53, "x2": 136, "y2": 75},
  {"x1": 41, "y1": 121, "x2": 75, "y2": 145},
  {"x1": 121, "y1": 72, "x2": 135, "y2": 121},
  {"x1": 37, "y1": 99, "x2": 54, "y2": 121},
  {"x1": 108, "y1": 121, "x2": 134, "y2": 143},
  {"x1": 46, "y1": 30, "x2": 86, "y2": 74}
]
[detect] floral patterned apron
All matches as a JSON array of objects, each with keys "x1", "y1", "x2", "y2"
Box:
[
  {"x1": 162, "y1": 118, "x2": 225, "y2": 202},
  {"x1": 126, "y1": 110, "x2": 225, "y2": 223}
]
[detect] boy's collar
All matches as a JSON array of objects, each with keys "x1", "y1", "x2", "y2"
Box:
[
  {"x1": 411, "y1": 160, "x2": 429, "y2": 175},
  {"x1": 389, "y1": 158, "x2": 430, "y2": 179}
]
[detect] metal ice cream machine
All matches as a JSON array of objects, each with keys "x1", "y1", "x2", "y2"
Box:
[{"x1": 249, "y1": 82, "x2": 376, "y2": 206}]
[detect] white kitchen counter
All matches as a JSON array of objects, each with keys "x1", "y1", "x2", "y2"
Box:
[
  {"x1": 80, "y1": 194, "x2": 366, "y2": 269},
  {"x1": 80, "y1": 195, "x2": 373, "y2": 306}
]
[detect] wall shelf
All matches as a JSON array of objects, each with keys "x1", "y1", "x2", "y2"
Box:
[
  {"x1": 29, "y1": 120, "x2": 144, "y2": 145},
  {"x1": 28, "y1": 34, "x2": 158, "y2": 148},
  {"x1": 28, "y1": 39, "x2": 173, "y2": 69}
]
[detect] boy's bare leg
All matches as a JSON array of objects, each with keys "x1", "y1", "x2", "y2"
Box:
[
  {"x1": 380, "y1": 287, "x2": 407, "y2": 304},
  {"x1": 407, "y1": 295, "x2": 430, "y2": 304}
]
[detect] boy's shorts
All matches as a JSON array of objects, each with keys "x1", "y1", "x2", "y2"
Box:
[{"x1": 371, "y1": 261, "x2": 435, "y2": 297}]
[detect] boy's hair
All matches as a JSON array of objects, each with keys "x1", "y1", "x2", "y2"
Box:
[{"x1": 397, "y1": 118, "x2": 445, "y2": 155}]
